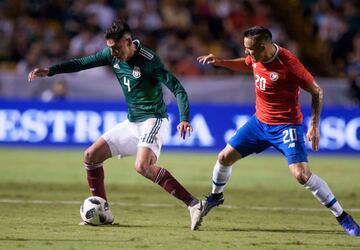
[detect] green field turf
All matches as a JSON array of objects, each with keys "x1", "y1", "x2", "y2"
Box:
[{"x1": 0, "y1": 148, "x2": 359, "y2": 250}]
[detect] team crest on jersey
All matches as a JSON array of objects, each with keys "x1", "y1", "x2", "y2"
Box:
[
  {"x1": 132, "y1": 66, "x2": 141, "y2": 78},
  {"x1": 270, "y1": 72, "x2": 279, "y2": 81}
]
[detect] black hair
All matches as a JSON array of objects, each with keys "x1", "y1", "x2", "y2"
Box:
[
  {"x1": 105, "y1": 20, "x2": 132, "y2": 41},
  {"x1": 244, "y1": 26, "x2": 272, "y2": 43}
]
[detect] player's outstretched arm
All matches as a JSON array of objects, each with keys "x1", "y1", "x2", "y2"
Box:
[
  {"x1": 28, "y1": 49, "x2": 112, "y2": 82},
  {"x1": 28, "y1": 68, "x2": 50, "y2": 82},
  {"x1": 197, "y1": 54, "x2": 250, "y2": 72},
  {"x1": 303, "y1": 81, "x2": 323, "y2": 151},
  {"x1": 197, "y1": 54, "x2": 220, "y2": 65}
]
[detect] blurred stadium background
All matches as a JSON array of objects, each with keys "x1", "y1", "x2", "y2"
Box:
[{"x1": 0, "y1": 0, "x2": 359, "y2": 153}]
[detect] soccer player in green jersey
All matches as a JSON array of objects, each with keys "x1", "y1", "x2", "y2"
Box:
[{"x1": 28, "y1": 20, "x2": 203, "y2": 230}]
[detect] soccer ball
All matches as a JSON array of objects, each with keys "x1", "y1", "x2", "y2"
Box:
[{"x1": 80, "y1": 196, "x2": 113, "y2": 225}]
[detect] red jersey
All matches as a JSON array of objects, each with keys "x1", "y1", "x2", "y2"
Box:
[{"x1": 245, "y1": 44, "x2": 314, "y2": 125}]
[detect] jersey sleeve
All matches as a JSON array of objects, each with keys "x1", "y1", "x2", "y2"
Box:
[
  {"x1": 282, "y1": 50, "x2": 314, "y2": 88},
  {"x1": 48, "y1": 48, "x2": 112, "y2": 76},
  {"x1": 151, "y1": 56, "x2": 190, "y2": 121}
]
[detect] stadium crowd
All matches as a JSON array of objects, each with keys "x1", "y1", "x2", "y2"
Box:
[
  {"x1": 0, "y1": 0, "x2": 296, "y2": 77},
  {"x1": 0, "y1": 0, "x2": 359, "y2": 81},
  {"x1": 301, "y1": 0, "x2": 360, "y2": 103}
]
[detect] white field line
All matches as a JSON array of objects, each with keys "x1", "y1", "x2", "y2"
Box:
[{"x1": 1, "y1": 198, "x2": 360, "y2": 213}]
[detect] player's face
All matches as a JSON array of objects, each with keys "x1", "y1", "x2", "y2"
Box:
[
  {"x1": 106, "y1": 38, "x2": 132, "y2": 61},
  {"x1": 244, "y1": 37, "x2": 266, "y2": 62}
]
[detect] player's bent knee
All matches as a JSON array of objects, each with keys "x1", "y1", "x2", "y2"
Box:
[
  {"x1": 83, "y1": 147, "x2": 104, "y2": 170},
  {"x1": 217, "y1": 145, "x2": 242, "y2": 166},
  {"x1": 290, "y1": 163, "x2": 311, "y2": 185},
  {"x1": 83, "y1": 138, "x2": 112, "y2": 164},
  {"x1": 218, "y1": 152, "x2": 233, "y2": 166},
  {"x1": 84, "y1": 148, "x2": 96, "y2": 163},
  {"x1": 84, "y1": 148, "x2": 106, "y2": 166},
  {"x1": 134, "y1": 162, "x2": 149, "y2": 175},
  {"x1": 294, "y1": 172, "x2": 309, "y2": 185}
]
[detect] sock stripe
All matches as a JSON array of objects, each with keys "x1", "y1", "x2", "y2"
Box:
[
  {"x1": 84, "y1": 162, "x2": 103, "y2": 170},
  {"x1": 326, "y1": 197, "x2": 337, "y2": 208},
  {"x1": 155, "y1": 168, "x2": 166, "y2": 184},
  {"x1": 212, "y1": 180, "x2": 227, "y2": 186}
]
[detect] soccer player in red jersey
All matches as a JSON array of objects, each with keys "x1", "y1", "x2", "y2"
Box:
[{"x1": 197, "y1": 26, "x2": 359, "y2": 236}]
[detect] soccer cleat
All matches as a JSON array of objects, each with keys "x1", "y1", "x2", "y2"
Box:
[
  {"x1": 201, "y1": 192, "x2": 225, "y2": 217},
  {"x1": 338, "y1": 213, "x2": 360, "y2": 236},
  {"x1": 188, "y1": 200, "x2": 204, "y2": 230}
]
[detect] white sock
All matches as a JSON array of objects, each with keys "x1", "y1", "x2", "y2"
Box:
[
  {"x1": 212, "y1": 161, "x2": 232, "y2": 194},
  {"x1": 304, "y1": 173, "x2": 344, "y2": 217}
]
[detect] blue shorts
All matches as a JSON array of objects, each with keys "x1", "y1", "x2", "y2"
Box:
[{"x1": 228, "y1": 115, "x2": 308, "y2": 165}]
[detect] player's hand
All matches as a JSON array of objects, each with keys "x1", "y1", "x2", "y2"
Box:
[
  {"x1": 197, "y1": 54, "x2": 220, "y2": 66},
  {"x1": 177, "y1": 121, "x2": 193, "y2": 140},
  {"x1": 306, "y1": 125, "x2": 320, "y2": 151},
  {"x1": 28, "y1": 68, "x2": 50, "y2": 82}
]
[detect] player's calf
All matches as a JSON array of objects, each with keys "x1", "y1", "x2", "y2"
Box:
[{"x1": 84, "y1": 161, "x2": 107, "y2": 200}]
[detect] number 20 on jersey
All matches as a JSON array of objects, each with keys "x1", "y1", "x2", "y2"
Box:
[{"x1": 255, "y1": 74, "x2": 266, "y2": 91}]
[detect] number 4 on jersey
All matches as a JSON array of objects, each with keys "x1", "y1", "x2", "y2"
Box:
[{"x1": 123, "y1": 76, "x2": 131, "y2": 92}]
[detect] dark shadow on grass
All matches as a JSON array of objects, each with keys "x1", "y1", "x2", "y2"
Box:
[
  {"x1": 204, "y1": 227, "x2": 344, "y2": 235},
  {"x1": 80, "y1": 222, "x2": 152, "y2": 228},
  {"x1": 108, "y1": 223, "x2": 152, "y2": 228},
  {"x1": 0, "y1": 237, "x2": 133, "y2": 242}
]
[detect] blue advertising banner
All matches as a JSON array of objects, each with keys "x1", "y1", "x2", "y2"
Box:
[{"x1": 0, "y1": 99, "x2": 359, "y2": 154}]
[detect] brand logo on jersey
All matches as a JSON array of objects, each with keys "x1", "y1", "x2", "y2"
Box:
[
  {"x1": 113, "y1": 63, "x2": 120, "y2": 70},
  {"x1": 269, "y1": 72, "x2": 279, "y2": 81},
  {"x1": 132, "y1": 66, "x2": 141, "y2": 78}
]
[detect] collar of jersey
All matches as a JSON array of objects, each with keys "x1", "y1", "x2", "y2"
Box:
[
  {"x1": 262, "y1": 43, "x2": 279, "y2": 64},
  {"x1": 133, "y1": 39, "x2": 141, "y2": 52}
]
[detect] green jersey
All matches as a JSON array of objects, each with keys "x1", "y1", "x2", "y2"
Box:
[{"x1": 48, "y1": 40, "x2": 189, "y2": 122}]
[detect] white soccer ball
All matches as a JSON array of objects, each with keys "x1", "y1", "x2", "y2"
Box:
[{"x1": 80, "y1": 196, "x2": 112, "y2": 225}]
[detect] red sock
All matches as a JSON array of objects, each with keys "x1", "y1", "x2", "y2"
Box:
[
  {"x1": 155, "y1": 168, "x2": 194, "y2": 206},
  {"x1": 86, "y1": 166, "x2": 107, "y2": 201}
]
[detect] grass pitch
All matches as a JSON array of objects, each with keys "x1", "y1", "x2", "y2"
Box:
[{"x1": 0, "y1": 148, "x2": 359, "y2": 250}]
